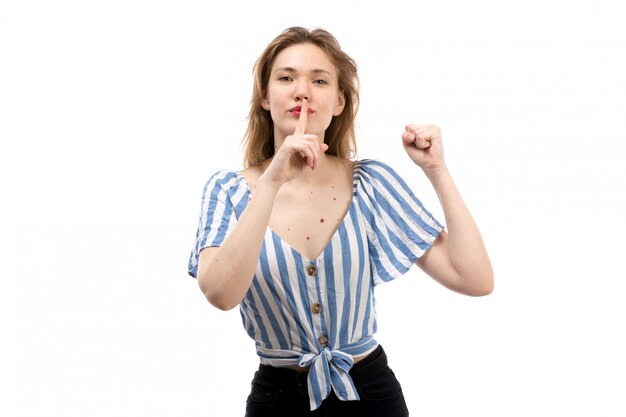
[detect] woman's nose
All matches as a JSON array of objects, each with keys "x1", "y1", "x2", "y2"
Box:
[{"x1": 294, "y1": 80, "x2": 310, "y2": 101}]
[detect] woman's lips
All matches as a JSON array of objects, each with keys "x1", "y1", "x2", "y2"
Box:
[{"x1": 289, "y1": 107, "x2": 314, "y2": 117}]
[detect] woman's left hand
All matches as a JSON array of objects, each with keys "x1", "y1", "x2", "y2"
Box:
[{"x1": 402, "y1": 124, "x2": 445, "y2": 173}]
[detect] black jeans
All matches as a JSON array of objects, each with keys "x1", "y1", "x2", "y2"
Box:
[{"x1": 244, "y1": 345, "x2": 409, "y2": 417}]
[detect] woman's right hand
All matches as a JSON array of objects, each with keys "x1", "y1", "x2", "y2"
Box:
[{"x1": 261, "y1": 98, "x2": 328, "y2": 186}]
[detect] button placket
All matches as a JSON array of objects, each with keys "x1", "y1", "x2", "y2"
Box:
[
  {"x1": 304, "y1": 260, "x2": 327, "y2": 351},
  {"x1": 318, "y1": 336, "x2": 329, "y2": 347}
]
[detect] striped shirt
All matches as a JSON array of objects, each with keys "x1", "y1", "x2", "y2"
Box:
[{"x1": 188, "y1": 159, "x2": 444, "y2": 410}]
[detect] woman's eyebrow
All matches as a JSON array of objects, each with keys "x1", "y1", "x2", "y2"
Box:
[
  {"x1": 274, "y1": 67, "x2": 332, "y2": 76},
  {"x1": 311, "y1": 69, "x2": 332, "y2": 75}
]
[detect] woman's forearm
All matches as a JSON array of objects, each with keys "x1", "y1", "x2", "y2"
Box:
[
  {"x1": 197, "y1": 177, "x2": 280, "y2": 310},
  {"x1": 425, "y1": 165, "x2": 494, "y2": 292}
]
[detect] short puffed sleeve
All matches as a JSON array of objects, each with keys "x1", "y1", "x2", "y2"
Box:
[
  {"x1": 354, "y1": 159, "x2": 445, "y2": 285},
  {"x1": 187, "y1": 170, "x2": 250, "y2": 278}
]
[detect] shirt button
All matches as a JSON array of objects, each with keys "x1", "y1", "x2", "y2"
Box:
[
  {"x1": 318, "y1": 336, "x2": 328, "y2": 347},
  {"x1": 311, "y1": 303, "x2": 322, "y2": 314},
  {"x1": 306, "y1": 265, "x2": 317, "y2": 276}
]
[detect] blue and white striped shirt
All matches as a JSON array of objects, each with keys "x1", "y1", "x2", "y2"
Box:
[{"x1": 188, "y1": 159, "x2": 444, "y2": 410}]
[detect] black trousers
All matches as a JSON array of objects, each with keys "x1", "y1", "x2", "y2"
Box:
[{"x1": 244, "y1": 345, "x2": 409, "y2": 417}]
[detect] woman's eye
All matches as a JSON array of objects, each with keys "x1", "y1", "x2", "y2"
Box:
[
  {"x1": 279, "y1": 76, "x2": 292, "y2": 82},
  {"x1": 314, "y1": 79, "x2": 328, "y2": 85}
]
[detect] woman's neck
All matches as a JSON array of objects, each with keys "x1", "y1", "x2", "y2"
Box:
[{"x1": 259, "y1": 152, "x2": 346, "y2": 190}]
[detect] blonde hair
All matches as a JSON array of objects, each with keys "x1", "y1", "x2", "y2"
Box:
[{"x1": 242, "y1": 27, "x2": 360, "y2": 167}]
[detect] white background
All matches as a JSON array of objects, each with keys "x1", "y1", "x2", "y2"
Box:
[{"x1": 1, "y1": 0, "x2": 625, "y2": 416}]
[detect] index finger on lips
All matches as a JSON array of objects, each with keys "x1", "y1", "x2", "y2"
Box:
[{"x1": 294, "y1": 98, "x2": 308, "y2": 135}]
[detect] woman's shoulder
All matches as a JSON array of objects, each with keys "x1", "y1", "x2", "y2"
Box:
[
  {"x1": 353, "y1": 158, "x2": 416, "y2": 198},
  {"x1": 354, "y1": 158, "x2": 402, "y2": 178},
  {"x1": 238, "y1": 164, "x2": 266, "y2": 194},
  {"x1": 201, "y1": 168, "x2": 249, "y2": 196}
]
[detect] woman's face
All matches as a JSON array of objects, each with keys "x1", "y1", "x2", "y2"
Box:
[{"x1": 262, "y1": 43, "x2": 345, "y2": 144}]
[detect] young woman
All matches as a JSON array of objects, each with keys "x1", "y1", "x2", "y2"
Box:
[{"x1": 188, "y1": 27, "x2": 493, "y2": 417}]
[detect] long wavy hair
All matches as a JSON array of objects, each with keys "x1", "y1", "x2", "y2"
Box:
[{"x1": 242, "y1": 27, "x2": 360, "y2": 167}]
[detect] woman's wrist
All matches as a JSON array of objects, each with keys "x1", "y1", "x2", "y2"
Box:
[
  {"x1": 422, "y1": 163, "x2": 451, "y2": 185},
  {"x1": 256, "y1": 173, "x2": 284, "y2": 194}
]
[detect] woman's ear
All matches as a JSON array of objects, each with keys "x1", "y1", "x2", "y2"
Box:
[
  {"x1": 261, "y1": 92, "x2": 271, "y2": 111},
  {"x1": 333, "y1": 90, "x2": 346, "y2": 116}
]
